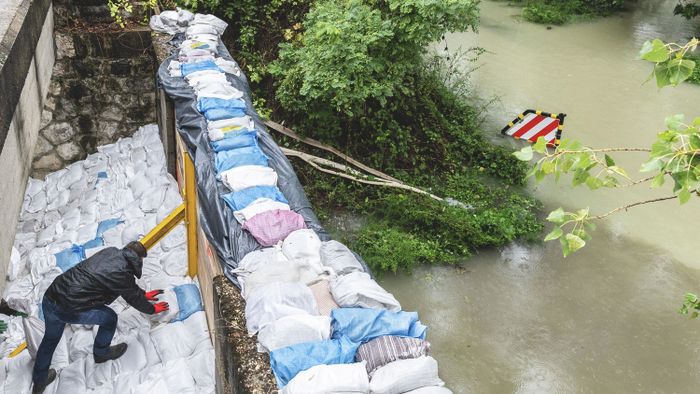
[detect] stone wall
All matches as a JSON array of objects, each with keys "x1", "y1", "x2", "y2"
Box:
[{"x1": 31, "y1": 2, "x2": 157, "y2": 178}]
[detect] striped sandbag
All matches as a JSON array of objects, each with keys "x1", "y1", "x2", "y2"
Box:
[{"x1": 355, "y1": 335, "x2": 430, "y2": 374}]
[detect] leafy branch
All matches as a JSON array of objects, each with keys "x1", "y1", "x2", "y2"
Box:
[{"x1": 512, "y1": 38, "x2": 699, "y2": 257}]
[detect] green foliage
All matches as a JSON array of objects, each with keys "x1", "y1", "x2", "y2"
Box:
[
  {"x1": 520, "y1": 0, "x2": 631, "y2": 25},
  {"x1": 350, "y1": 223, "x2": 452, "y2": 273},
  {"x1": 271, "y1": 0, "x2": 479, "y2": 123},
  {"x1": 512, "y1": 38, "x2": 699, "y2": 257},
  {"x1": 680, "y1": 293, "x2": 700, "y2": 318},
  {"x1": 108, "y1": 0, "x2": 133, "y2": 28},
  {"x1": 674, "y1": 0, "x2": 700, "y2": 19},
  {"x1": 687, "y1": 54, "x2": 700, "y2": 84}
]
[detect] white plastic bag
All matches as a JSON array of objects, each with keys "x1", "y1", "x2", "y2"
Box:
[
  {"x1": 320, "y1": 240, "x2": 364, "y2": 275},
  {"x1": 239, "y1": 258, "x2": 324, "y2": 299},
  {"x1": 22, "y1": 316, "x2": 70, "y2": 368},
  {"x1": 245, "y1": 282, "x2": 318, "y2": 335},
  {"x1": 162, "y1": 249, "x2": 187, "y2": 276},
  {"x1": 237, "y1": 246, "x2": 288, "y2": 272},
  {"x1": 55, "y1": 357, "x2": 87, "y2": 394},
  {"x1": 220, "y1": 165, "x2": 278, "y2": 192},
  {"x1": 257, "y1": 315, "x2": 331, "y2": 352},
  {"x1": 405, "y1": 387, "x2": 453, "y2": 394},
  {"x1": 150, "y1": 322, "x2": 196, "y2": 361},
  {"x1": 281, "y1": 362, "x2": 370, "y2": 394},
  {"x1": 369, "y1": 356, "x2": 443, "y2": 394},
  {"x1": 149, "y1": 288, "x2": 180, "y2": 323},
  {"x1": 162, "y1": 358, "x2": 197, "y2": 393},
  {"x1": 186, "y1": 346, "x2": 215, "y2": 390},
  {"x1": 8, "y1": 247, "x2": 23, "y2": 281},
  {"x1": 331, "y1": 272, "x2": 401, "y2": 312}
]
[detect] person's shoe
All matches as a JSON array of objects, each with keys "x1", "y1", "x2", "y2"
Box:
[
  {"x1": 94, "y1": 343, "x2": 128, "y2": 363},
  {"x1": 32, "y1": 368, "x2": 56, "y2": 394}
]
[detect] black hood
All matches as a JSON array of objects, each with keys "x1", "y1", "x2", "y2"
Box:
[{"x1": 122, "y1": 247, "x2": 144, "y2": 279}]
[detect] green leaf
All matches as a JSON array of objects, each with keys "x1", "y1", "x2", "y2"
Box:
[
  {"x1": 544, "y1": 227, "x2": 563, "y2": 241},
  {"x1": 639, "y1": 39, "x2": 670, "y2": 62},
  {"x1": 667, "y1": 58, "x2": 696, "y2": 85},
  {"x1": 560, "y1": 236, "x2": 571, "y2": 258},
  {"x1": 533, "y1": 137, "x2": 547, "y2": 154},
  {"x1": 573, "y1": 228, "x2": 591, "y2": 242},
  {"x1": 654, "y1": 63, "x2": 671, "y2": 88},
  {"x1": 541, "y1": 161, "x2": 555, "y2": 174},
  {"x1": 546, "y1": 208, "x2": 566, "y2": 224},
  {"x1": 604, "y1": 154, "x2": 615, "y2": 167},
  {"x1": 608, "y1": 166, "x2": 630, "y2": 179},
  {"x1": 693, "y1": 117, "x2": 700, "y2": 127},
  {"x1": 690, "y1": 134, "x2": 700, "y2": 150},
  {"x1": 665, "y1": 114, "x2": 685, "y2": 131},
  {"x1": 651, "y1": 173, "x2": 665, "y2": 188},
  {"x1": 513, "y1": 146, "x2": 533, "y2": 161},
  {"x1": 585, "y1": 176, "x2": 603, "y2": 190},
  {"x1": 640, "y1": 158, "x2": 664, "y2": 173},
  {"x1": 679, "y1": 187, "x2": 691, "y2": 204},
  {"x1": 565, "y1": 233, "x2": 586, "y2": 254},
  {"x1": 572, "y1": 170, "x2": 589, "y2": 186}
]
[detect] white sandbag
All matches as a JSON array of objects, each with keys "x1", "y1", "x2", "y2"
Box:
[
  {"x1": 113, "y1": 371, "x2": 141, "y2": 394},
  {"x1": 27, "y1": 190, "x2": 47, "y2": 213},
  {"x1": 76, "y1": 223, "x2": 99, "y2": 245},
  {"x1": 54, "y1": 229, "x2": 78, "y2": 245},
  {"x1": 0, "y1": 351, "x2": 33, "y2": 394},
  {"x1": 282, "y1": 229, "x2": 322, "y2": 263},
  {"x1": 28, "y1": 248, "x2": 57, "y2": 285},
  {"x1": 140, "y1": 187, "x2": 166, "y2": 213},
  {"x1": 219, "y1": 165, "x2": 278, "y2": 192},
  {"x1": 137, "y1": 329, "x2": 161, "y2": 367},
  {"x1": 145, "y1": 273, "x2": 191, "y2": 293},
  {"x1": 330, "y1": 272, "x2": 401, "y2": 312},
  {"x1": 85, "y1": 356, "x2": 114, "y2": 390},
  {"x1": 112, "y1": 337, "x2": 148, "y2": 375},
  {"x1": 239, "y1": 258, "x2": 325, "y2": 299},
  {"x1": 37, "y1": 222, "x2": 59, "y2": 246},
  {"x1": 141, "y1": 257, "x2": 163, "y2": 278},
  {"x1": 150, "y1": 288, "x2": 180, "y2": 323},
  {"x1": 61, "y1": 207, "x2": 81, "y2": 230},
  {"x1": 132, "y1": 376, "x2": 170, "y2": 394},
  {"x1": 369, "y1": 356, "x2": 443, "y2": 394},
  {"x1": 237, "y1": 246, "x2": 288, "y2": 272},
  {"x1": 282, "y1": 361, "x2": 370, "y2": 394},
  {"x1": 129, "y1": 173, "x2": 152, "y2": 199},
  {"x1": 43, "y1": 210, "x2": 62, "y2": 228},
  {"x1": 79, "y1": 202, "x2": 97, "y2": 226},
  {"x1": 85, "y1": 246, "x2": 108, "y2": 258},
  {"x1": 25, "y1": 177, "x2": 44, "y2": 197},
  {"x1": 162, "y1": 358, "x2": 197, "y2": 393},
  {"x1": 121, "y1": 219, "x2": 146, "y2": 245},
  {"x1": 47, "y1": 189, "x2": 70, "y2": 212},
  {"x1": 56, "y1": 357, "x2": 87, "y2": 394},
  {"x1": 150, "y1": 321, "x2": 196, "y2": 361},
  {"x1": 162, "y1": 249, "x2": 187, "y2": 276},
  {"x1": 123, "y1": 203, "x2": 146, "y2": 221},
  {"x1": 405, "y1": 386, "x2": 453, "y2": 394},
  {"x1": 320, "y1": 240, "x2": 365, "y2": 275},
  {"x1": 244, "y1": 282, "x2": 318, "y2": 335},
  {"x1": 4, "y1": 276, "x2": 35, "y2": 315},
  {"x1": 59, "y1": 164, "x2": 85, "y2": 190},
  {"x1": 186, "y1": 346, "x2": 215, "y2": 390},
  {"x1": 257, "y1": 315, "x2": 331, "y2": 352},
  {"x1": 8, "y1": 246, "x2": 23, "y2": 281},
  {"x1": 160, "y1": 225, "x2": 186, "y2": 251},
  {"x1": 117, "y1": 306, "x2": 149, "y2": 332},
  {"x1": 233, "y1": 198, "x2": 290, "y2": 224},
  {"x1": 69, "y1": 328, "x2": 96, "y2": 362},
  {"x1": 182, "y1": 311, "x2": 210, "y2": 346},
  {"x1": 101, "y1": 224, "x2": 124, "y2": 247},
  {"x1": 14, "y1": 232, "x2": 37, "y2": 256}
]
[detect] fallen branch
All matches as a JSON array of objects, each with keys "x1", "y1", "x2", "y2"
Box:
[
  {"x1": 265, "y1": 120, "x2": 402, "y2": 183},
  {"x1": 280, "y1": 147, "x2": 445, "y2": 202}
]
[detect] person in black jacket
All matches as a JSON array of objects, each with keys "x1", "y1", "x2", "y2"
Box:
[{"x1": 31, "y1": 241, "x2": 169, "y2": 394}]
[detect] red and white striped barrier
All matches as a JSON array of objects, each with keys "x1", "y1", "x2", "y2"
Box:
[{"x1": 501, "y1": 109, "x2": 566, "y2": 147}]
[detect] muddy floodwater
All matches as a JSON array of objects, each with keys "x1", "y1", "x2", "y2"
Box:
[{"x1": 379, "y1": 1, "x2": 700, "y2": 392}]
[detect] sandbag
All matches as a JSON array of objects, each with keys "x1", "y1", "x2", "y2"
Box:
[
  {"x1": 69, "y1": 328, "x2": 96, "y2": 362},
  {"x1": 355, "y1": 336, "x2": 431, "y2": 373},
  {"x1": 281, "y1": 362, "x2": 369, "y2": 394},
  {"x1": 330, "y1": 272, "x2": 401, "y2": 311},
  {"x1": 245, "y1": 282, "x2": 318, "y2": 335},
  {"x1": 282, "y1": 229, "x2": 322, "y2": 263},
  {"x1": 242, "y1": 210, "x2": 307, "y2": 247},
  {"x1": 186, "y1": 345, "x2": 215, "y2": 390},
  {"x1": 162, "y1": 249, "x2": 187, "y2": 276},
  {"x1": 239, "y1": 257, "x2": 324, "y2": 299},
  {"x1": 162, "y1": 358, "x2": 197, "y2": 393},
  {"x1": 137, "y1": 328, "x2": 161, "y2": 367},
  {"x1": 149, "y1": 288, "x2": 180, "y2": 323},
  {"x1": 219, "y1": 165, "x2": 278, "y2": 192},
  {"x1": 331, "y1": 308, "x2": 427, "y2": 343},
  {"x1": 369, "y1": 356, "x2": 444, "y2": 394},
  {"x1": 173, "y1": 283, "x2": 203, "y2": 321},
  {"x1": 270, "y1": 336, "x2": 360, "y2": 388},
  {"x1": 22, "y1": 316, "x2": 70, "y2": 369},
  {"x1": 308, "y1": 279, "x2": 339, "y2": 316},
  {"x1": 0, "y1": 351, "x2": 34, "y2": 394},
  {"x1": 320, "y1": 240, "x2": 364, "y2": 275},
  {"x1": 405, "y1": 386, "x2": 453, "y2": 394},
  {"x1": 8, "y1": 247, "x2": 23, "y2": 281},
  {"x1": 55, "y1": 357, "x2": 87, "y2": 394},
  {"x1": 233, "y1": 198, "x2": 290, "y2": 224},
  {"x1": 237, "y1": 246, "x2": 288, "y2": 273},
  {"x1": 257, "y1": 315, "x2": 332, "y2": 353}
]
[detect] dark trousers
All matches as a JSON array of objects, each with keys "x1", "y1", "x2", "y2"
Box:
[{"x1": 32, "y1": 296, "x2": 117, "y2": 384}]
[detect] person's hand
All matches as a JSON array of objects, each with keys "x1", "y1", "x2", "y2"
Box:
[
  {"x1": 0, "y1": 320, "x2": 7, "y2": 334},
  {"x1": 153, "y1": 302, "x2": 169, "y2": 314},
  {"x1": 145, "y1": 289, "x2": 164, "y2": 301}
]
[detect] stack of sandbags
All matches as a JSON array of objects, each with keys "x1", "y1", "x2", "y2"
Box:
[{"x1": 1, "y1": 125, "x2": 214, "y2": 394}]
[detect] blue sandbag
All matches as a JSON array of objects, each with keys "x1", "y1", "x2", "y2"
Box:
[
  {"x1": 210, "y1": 130, "x2": 258, "y2": 153},
  {"x1": 55, "y1": 245, "x2": 86, "y2": 272},
  {"x1": 214, "y1": 146, "x2": 269, "y2": 174},
  {"x1": 203, "y1": 108, "x2": 246, "y2": 121},
  {"x1": 173, "y1": 283, "x2": 203, "y2": 321},
  {"x1": 221, "y1": 185, "x2": 288, "y2": 212},
  {"x1": 331, "y1": 308, "x2": 428, "y2": 343},
  {"x1": 82, "y1": 237, "x2": 104, "y2": 250},
  {"x1": 181, "y1": 60, "x2": 221, "y2": 76},
  {"x1": 96, "y1": 218, "x2": 123, "y2": 237},
  {"x1": 270, "y1": 336, "x2": 359, "y2": 388},
  {"x1": 196, "y1": 97, "x2": 246, "y2": 113}
]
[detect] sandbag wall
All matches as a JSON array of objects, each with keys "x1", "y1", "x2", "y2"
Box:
[{"x1": 155, "y1": 11, "x2": 450, "y2": 393}]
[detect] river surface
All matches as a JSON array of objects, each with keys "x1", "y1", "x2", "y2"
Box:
[{"x1": 378, "y1": 1, "x2": 700, "y2": 392}]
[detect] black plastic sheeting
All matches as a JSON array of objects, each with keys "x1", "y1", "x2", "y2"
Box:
[{"x1": 158, "y1": 36, "x2": 368, "y2": 286}]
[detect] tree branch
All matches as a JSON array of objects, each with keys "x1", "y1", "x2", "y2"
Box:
[{"x1": 591, "y1": 191, "x2": 695, "y2": 220}]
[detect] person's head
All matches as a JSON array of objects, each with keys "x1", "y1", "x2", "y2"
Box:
[{"x1": 125, "y1": 241, "x2": 147, "y2": 258}]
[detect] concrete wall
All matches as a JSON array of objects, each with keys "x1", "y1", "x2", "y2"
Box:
[{"x1": 0, "y1": 3, "x2": 55, "y2": 291}]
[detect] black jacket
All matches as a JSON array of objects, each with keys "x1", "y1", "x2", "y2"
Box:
[{"x1": 45, "y1": 247, "x2": 155, "y2": 314}]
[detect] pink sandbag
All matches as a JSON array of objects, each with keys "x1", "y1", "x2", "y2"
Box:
[{"x1": 242, "y1": 209, "x2": 307, "y2": 246}]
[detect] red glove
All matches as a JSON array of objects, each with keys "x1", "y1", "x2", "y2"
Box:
[
  {"x1": 153, "y1": 302, "x2": 169, "y2": 314},
  {"x1": 145, "y1": 289, "x2": 164, "y2": 301}
]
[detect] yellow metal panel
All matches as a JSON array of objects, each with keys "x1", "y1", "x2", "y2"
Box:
[
  {"x1": 184, "y1": 151, "x2": 198, "y2": 278},
  {"x1": 140, "y1": 203, "x2": 186, "y2": 250},
  {"x1": 9, "y1": 341, "x2": 27, "y2": 358}
]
